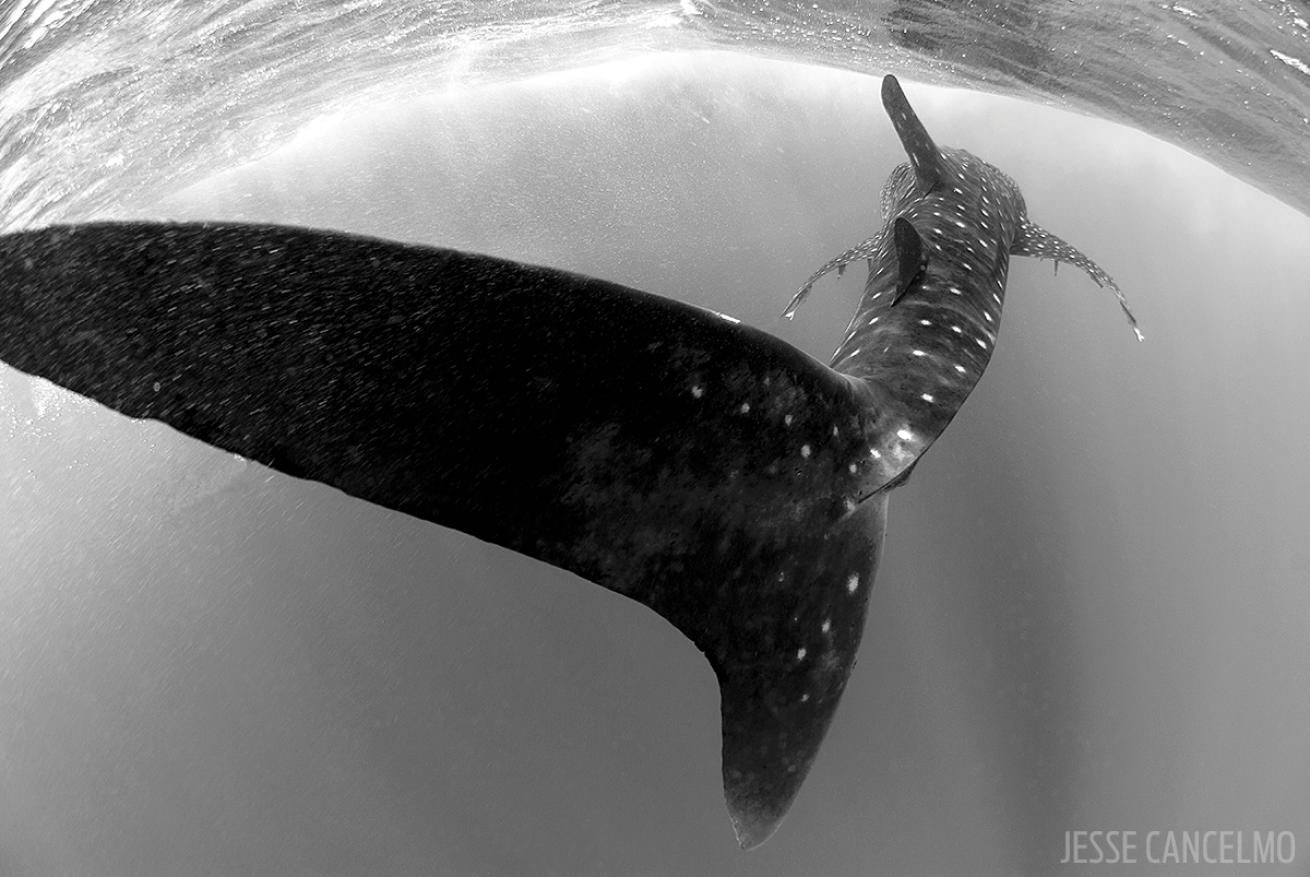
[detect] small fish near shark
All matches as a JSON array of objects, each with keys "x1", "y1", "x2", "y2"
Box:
[{"x1": 0, "y1": 75, "x2": 1138, "y2": 850}]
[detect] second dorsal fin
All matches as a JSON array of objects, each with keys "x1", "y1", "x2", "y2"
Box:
[{"x1": 890, "y1": 217, "x2": 927, "y2": 306}]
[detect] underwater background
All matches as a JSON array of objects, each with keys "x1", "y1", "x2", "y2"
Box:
[{"x1": 2, "y1": 1, "x2": 1309, "y2": 875}]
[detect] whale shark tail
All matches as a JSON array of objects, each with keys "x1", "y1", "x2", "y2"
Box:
[{"x1": 0, "y1": 220, "x2": 898, "y2": 849}]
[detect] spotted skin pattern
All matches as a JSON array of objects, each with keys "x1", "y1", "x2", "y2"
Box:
[
  {"x1": 788, "y1": 76, "x2": 1140, "y2": 488},
  {"x1": 0, "y1": 75, "x2": 1134, "y2": 854}
]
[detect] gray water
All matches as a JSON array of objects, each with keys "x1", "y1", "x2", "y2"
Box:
[
  {"x1": 2, "y1": 3, "x2": 1309, "y2": 876},
  {"x1": 3, "y1": 0, "x2": 1310, "y2": 226}
]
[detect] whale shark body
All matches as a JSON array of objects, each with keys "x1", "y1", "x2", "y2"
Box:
[{"x1": 0, "y1": 76, "x2": 1135, "y2": 849}]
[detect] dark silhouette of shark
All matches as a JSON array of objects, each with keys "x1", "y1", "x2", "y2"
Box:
[{"x1": 0, "y1": 75, "x2": 1136, "y2": 849}]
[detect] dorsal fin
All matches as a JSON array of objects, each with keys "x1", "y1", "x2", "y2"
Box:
[
  {"x1": 881, "y1": 75, "x2": 941, "y2": 193},
  {"x1": 890, "y1": 217, "x2": 927, "y2": 306},
  {"x1": 781, "y1": 77, "x2": 940, "y2": 321}
]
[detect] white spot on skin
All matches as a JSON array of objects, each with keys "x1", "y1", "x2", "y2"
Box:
[
  {"x1": 691, "y1": 385, "x2": 704, "y2": 398},
  {"x1": 921, "y1": 393, "x2": 935, "y2": 403},
  {"x1": 919, "y1": 319, "x2": 932, "y2": 326},
  {"x1": 784, "y1": 414, "x2": 794, "y2": 426},
  {"x1": 822, "y1": 619, "x2": 832, "y2": 633},
  {"x1": 801, "y1": 444, "x2": 812, "y2": 458},
  {"x1": 848, "y1": 463, "x2": 858, "y2": 474},
  {"x1": 846, "y1": 573, "x2": 860, "y2": 594},
  {"x1": 796, "y1": 647, "x2": 808, "y2": 661},
  {"x1": 951, "y1": 325, "x2": 963, "y2": 334},
  {"x1": 896, "y1": 427, "x2": 914, "y2": 441},
  {"x1": 870, "y1": 448, "x2": 882, "y2": 459},
  {"x1": 912, "y1": 349, "x2": 927, "y2": 357},
  {"x1": 739, "y1": 402, "x2": 751, "y2": 413},
  {"x1": 801, "y1": 693, "x2": 810, "y2": 703},
  {"x1": 954, "y1": 364, "x2": 967, "y2": 374}
]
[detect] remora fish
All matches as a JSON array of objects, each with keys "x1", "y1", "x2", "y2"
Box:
[{"x1": 0, "y1": 75, "x2": 1136, "y2": 850}]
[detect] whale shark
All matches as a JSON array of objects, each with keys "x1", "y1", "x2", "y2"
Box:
[
  {"x1": 0, "y1": 75, "x2": 1136, "y2": 849},
  {"x1": 780, "y1": 76, "x2": 1141, "y2": 495}
]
